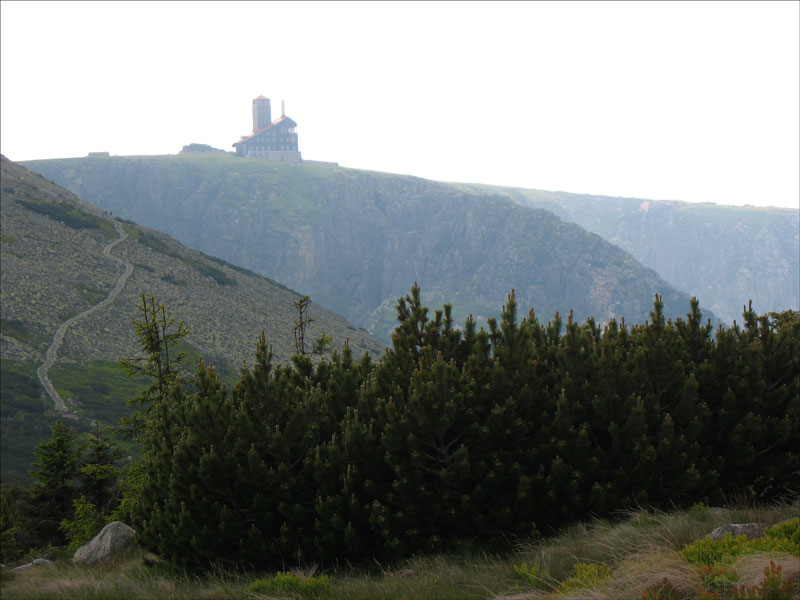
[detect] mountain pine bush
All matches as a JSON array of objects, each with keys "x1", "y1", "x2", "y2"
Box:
[{"x1": 129, "y1": 286, "x2": 800, "y2": 570}]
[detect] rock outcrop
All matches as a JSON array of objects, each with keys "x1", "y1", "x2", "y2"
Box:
[
  {"x1": 13, "y1": 558, "x2": 53, "y2": 570},
  {"x1": 707, "y1": 523, "x2": 768, "y2": 541},
  {"x1": 73, "y1": 521, "x2": 136, "y2": 565}
]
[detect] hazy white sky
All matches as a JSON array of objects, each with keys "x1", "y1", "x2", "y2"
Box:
[{"x1": 2, "y1": 1, "x2": 798, "y2": 208}]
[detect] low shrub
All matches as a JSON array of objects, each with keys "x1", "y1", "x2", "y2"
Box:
[
  {"x1": 680, "y1": 533, "x2": 799, "y2": 567},
  {"x1": 765, "y1": 518, "x2": 800, "y2": 545},
  {"x1": 688, "y1": 502, "x2": 711, "y2": 521},
  {"x1": 58, "y1": 496, "x2": 105, "y2": 551},
  {"x1": 555, "y1": 562, "x2": 612, "y2": 594},
  {"x1": 15, "y1": 199, "x2": 102, "y2": 230},
  {"x1": 697, "y1": 564, "x2": 738, "y2": 595},
  {"x1": 248, "y1": 571, "x2": 331, "y2": 596}
]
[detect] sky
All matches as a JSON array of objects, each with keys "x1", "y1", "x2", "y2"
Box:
[{"x1": 1, "y1": 1, "x2": 798, "y2": 209}]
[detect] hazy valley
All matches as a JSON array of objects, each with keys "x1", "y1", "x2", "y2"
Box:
[{"x1": 468, "y1": 185, "x2": 799, "y2": 326}]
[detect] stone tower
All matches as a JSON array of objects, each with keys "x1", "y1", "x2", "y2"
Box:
[{"x1": 252, "y1": 96, "x2": 271, "y2": 132}]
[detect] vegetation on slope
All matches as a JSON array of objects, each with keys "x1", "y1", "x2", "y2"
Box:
[
  {"x1": 122, "y1": 286, "x2": 797, "y2": 570},
  {"x1": 0, "y1": 156, "x2": 384, "y2": 483},
  {"x1": 1, "y1": 156, "x2": 381, "y2": 367}
]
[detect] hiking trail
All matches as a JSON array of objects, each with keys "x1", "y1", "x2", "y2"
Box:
[{"x1": 37, "y1": 219, "x2": 134, "y2": 414}]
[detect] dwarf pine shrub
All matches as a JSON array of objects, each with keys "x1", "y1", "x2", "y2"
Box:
[{"x1": 126, "y1": 288, "x2": 800, "y2": 570}]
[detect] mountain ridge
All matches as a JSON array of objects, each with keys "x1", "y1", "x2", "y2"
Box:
[
  {"x1": 20, "y1": 154, "x2": 722, "y2": 344},
  {"x1": 453, "y1": 183, "x2": 798, "y2": 325}
]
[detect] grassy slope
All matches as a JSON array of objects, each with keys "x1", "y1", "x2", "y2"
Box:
[
  {"x1": 1, "y1": 500, "x2": 796, "y2": 599},
  {"x1": 1, "y1": 156, "x2": 383, "y2": 366}
]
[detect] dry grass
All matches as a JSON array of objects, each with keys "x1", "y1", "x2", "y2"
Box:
[
  {"x1": 322, "y1": 553, "x2": 519, "y2": 600},
  {"x1": 733, "y1": 553, "x2": 799, "y2": 588},
  {"x1": 497, "y1": 498, "x2": 799, "y2": 600},
  {"x1": 2, "y1": 498, "x2": 797, "y2": 600},
  {"x1": 605, "y1": 551, "x2": 702, "y2": 599},
  {"x1": 0, "y1": 554, "x2": 251, "y2": 600}
]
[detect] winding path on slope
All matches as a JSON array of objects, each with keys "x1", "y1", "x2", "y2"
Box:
[{"x1": 37, "y1": 219, "x2": 134, "y2": 413}]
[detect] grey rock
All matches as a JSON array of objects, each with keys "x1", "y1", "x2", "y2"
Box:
[
  {"x1": 73, "y1": 521, "x2": 136, "y2": 565},
  {"x1": 14, "y1": 558, "x2": 53, "y2": 570},
  {"x1": 708, "y1": 523, "x2": 768, "y2": 541}
]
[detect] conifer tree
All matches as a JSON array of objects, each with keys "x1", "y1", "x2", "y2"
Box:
[
  {"x1": 135, "y1": 360, "x2": 233, "y2": 567},
  {"x1": 79, "y1": 421, "x2": 124, "y2": 515},
  {"x1": 292, "y1": 295, "x2": 332, "y2": 358},
  {"x1": 58, "y1": 421, "x2": 125, "y2": 550},
  {"x1": 711, "y1": 303, "x2": 800, "y2": 498},
  {"x1": 26, "y1": 419, "x2": 80, "y2": 546},
  {"x1": 309, "y1": 340, "x2": 382, "y2": 560},
  {"x1": 675, "y1": 297, "x2": 713, "y2": 365},
  {"x1": 119, "y1": 293, "x2": 188, "y2": 445},
  {"x1": 0, "y1": 483, "x2": 26, "y2": 562},
  {"x1": 117, "y1": 294, "x2": 188, "y2": 535}
]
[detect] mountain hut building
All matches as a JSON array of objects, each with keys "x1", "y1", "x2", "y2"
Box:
[{"x1": 233, "y1": 96, "x2": 301, "y2": 162}]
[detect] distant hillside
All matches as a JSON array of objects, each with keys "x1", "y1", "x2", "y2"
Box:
[
  {"x1": 0, "y1": 155, "x2": 384, "y2": 481},
  {"x1": 21, "y1": 154, "x2": 714, "y2": 344},
  {"x1": 458, "y1": 185, "x2": 799, "y2": 326}
]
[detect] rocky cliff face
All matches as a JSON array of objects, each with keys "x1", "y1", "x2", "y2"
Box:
[
  {"x1": 479, "y1": 187, "x2": 799, "y2": 326},
  {"x1": 24, "y1": 155, "x2": 715, "y2": 343}
]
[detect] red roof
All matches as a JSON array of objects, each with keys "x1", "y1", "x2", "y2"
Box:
[
  {"x1": 254, "y1": 95, "x2": 269, "y2": 100},
  {"x1": 233, "y1": 115, "x2": 297, "y2": 146}
]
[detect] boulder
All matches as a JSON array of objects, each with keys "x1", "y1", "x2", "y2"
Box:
[
  {"x1": 73, "y1": 521, "x2": 136, "y2": 565},
  {"x1": 707, "y1": 523, "x2": 768, "y2": 541}
]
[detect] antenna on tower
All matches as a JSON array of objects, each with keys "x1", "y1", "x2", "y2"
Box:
[{"x1": 281, "y1": 100, "x2": 285, "y2": 117}]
